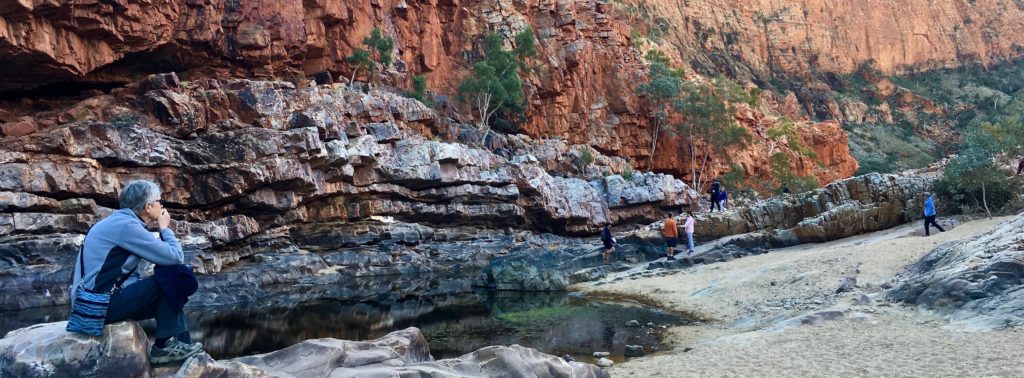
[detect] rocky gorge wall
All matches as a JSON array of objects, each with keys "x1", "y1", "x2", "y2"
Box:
[
  {"x1": 0, "y1": 0, "x2": 862, "y2": 183},
  {"x1": 0, "y1": 74, "x2": 696, "y2": 311},
  {"x1": 623, "y1": 0, "x2": 1024, "y2": 76}
]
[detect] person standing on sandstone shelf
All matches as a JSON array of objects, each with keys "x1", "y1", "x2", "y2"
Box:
[
  {"x1": 68, "y1": 180, "x2": 204, "y2": 365},
  {"x1": 709, "y1": 179, "x2": 722, "y2": 212},
  {"x1": 663, "y1": 212, "x2": 679, "y2": 260},
  {"x1": 683, "y1": 211, "x2": 696, "y2": 256}
]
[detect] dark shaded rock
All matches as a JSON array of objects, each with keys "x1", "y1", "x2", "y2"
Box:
[
  {"x1": 624, "y1": 345, "x2": 645, "y2": 357},
  {"x1": 365, "y1": 122, "x2": 402, "y2": 143},
  {"x1": 835, "y1": 276, "x2": 857, "y2": 294},
  {"x1": 856, "y1": 293, "x2": 872, "y2": 305}
]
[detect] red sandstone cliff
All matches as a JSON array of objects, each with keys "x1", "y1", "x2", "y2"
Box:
[
  {"x1": 2, "y1": 1, "x2": 1019, "y2": 187},
  {"x1": 621, "y1": 0, "x2": 1024, "y2": 75}
]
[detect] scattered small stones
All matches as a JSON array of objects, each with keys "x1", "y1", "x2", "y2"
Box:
[
  {"x1": 835, "y1": 276, "x2": 857, "y2": 294},
  {"x1": 592, "y1": 351, "x2": 611, "y2": 358},
  {"x1": 597, "y1": 358, "x2": 614, "y2": 368},
  {"x1": 624, "y1": 345, "x2": 645, "y2": 357},
  {"x1": 856, "y1": 293, "x2": 872, "y2": 305},
  {"x1": 625, "y1": 320, "x2": 640, "y2": 327},
  {"x1": 646, "y1": 322, "x2": 655, "y2": 327}
]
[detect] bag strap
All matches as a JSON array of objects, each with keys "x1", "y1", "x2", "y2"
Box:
[{"x1": 115, "y1": 265, "x2": 138, "y2": 290}]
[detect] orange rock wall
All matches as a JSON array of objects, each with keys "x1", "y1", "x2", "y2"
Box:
[
  {"x1": 624, "y1": 0, "x2": 1024, "y2": 75},
  {"x1": 6, "y1": 1, "x2": 1020, "y2": 188}
]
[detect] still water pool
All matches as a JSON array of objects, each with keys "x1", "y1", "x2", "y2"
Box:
[{"x1": 2, "y1": 290, "x2": 687, "y2": 363}]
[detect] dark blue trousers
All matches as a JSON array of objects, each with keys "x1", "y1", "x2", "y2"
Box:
[{"x1": 105, "y1": 276, "x2": 189, "y2": 339}]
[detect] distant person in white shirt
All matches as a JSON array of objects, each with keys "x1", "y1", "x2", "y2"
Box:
[{"x1": 683, "y1": 211, "x2": 696, "y2": 256}]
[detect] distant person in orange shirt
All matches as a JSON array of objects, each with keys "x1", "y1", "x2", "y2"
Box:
[{"x1": 663, "y1": 212, "x2": 679, "y2": 260}]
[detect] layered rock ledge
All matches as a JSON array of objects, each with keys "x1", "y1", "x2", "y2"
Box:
[{"x1": 0, "y1": 76, "x2": 693, "y2": 311}]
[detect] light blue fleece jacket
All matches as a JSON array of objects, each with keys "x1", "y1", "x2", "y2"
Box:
[{"x1": 70, "y1": 208, "x2": 183, "y2": 298}]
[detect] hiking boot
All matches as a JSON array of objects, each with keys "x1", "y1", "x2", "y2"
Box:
[
  {"x1": 666, "y1": 255, "x2": 676, "y2": 261},
  {"x1": 149, "y1": 337, "x2": 203, "y2": 365},
  {"x1": 688, "y1": 249, "x2": 694, "y2": 256}
]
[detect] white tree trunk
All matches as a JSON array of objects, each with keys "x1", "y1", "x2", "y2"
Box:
[
  {"x1": 649, "y1": 121, "x2": 660, "y2": 168},
  {"x1": 981, "y1": 181, "x2": 992, "y2": 218}
]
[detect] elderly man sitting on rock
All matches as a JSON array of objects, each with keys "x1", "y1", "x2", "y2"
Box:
[{"x1": 69, "y1": 179, "x2": 203, "y2": 365}]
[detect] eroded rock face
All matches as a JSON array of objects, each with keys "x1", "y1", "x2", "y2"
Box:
[
  {"x1": 888, "y1": 214, "x2": 1024, "y2": 329},
  {"x1": 627, "y1": 0, "x2": 1024, "y2": 76},
  {"x1": 0, "y1": 79, "x2": 694, "y2": 311},
  {"x1": 0, "y1": 0, "x2": 867, "y2": 183},
  {"x1": 0, "y1": 323, "x2": 607, "y2": 378}
]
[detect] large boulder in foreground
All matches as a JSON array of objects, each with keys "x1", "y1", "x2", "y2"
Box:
[
  {"x1": 1, "y1": 322, "x2": 607, "y2": 378},
  {"x1": 889, "y1": 214, "x2": 1024, "y2": 329},
  {"x1": 0, "y1": 321, "x2": 149, "y2": 378}
]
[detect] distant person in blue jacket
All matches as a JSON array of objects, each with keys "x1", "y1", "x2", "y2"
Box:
[
  {"x1": 922, "y1": 192, "x2": 945, "y2": 236},
  {"x1": 71, "y1": 180, "x2": 203, "y2": 364}
]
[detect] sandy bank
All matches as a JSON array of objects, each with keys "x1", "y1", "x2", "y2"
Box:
[{"x1": 575, "y1": 216, "x2": 1024, "y2": 377}]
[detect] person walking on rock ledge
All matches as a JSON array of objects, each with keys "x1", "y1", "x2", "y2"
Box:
[
  {"x1": 663, "y1": 212, "x2": 679, "y2": 260},
  {"x1": 600, "y1": 223, "x2": 617, "y2": 264},
  {"x1": 708, "y1": 179, "x2": 722, "y2": 212},
  {"x1": 683, "y1": 211, "x2": 696, "y2": 256},
  {"x1": 922, "y1": 191, "x2": 945, "y2": 237},
  {"x1": 69, "y1": 180, "x2": 204, "y2": 365}
]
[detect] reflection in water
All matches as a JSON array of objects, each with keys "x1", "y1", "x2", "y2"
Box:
[
  {"x1": 1, "y1": 290, "x2": 686, "y2": 363},
  {"x1": 189, "y1": 290, "x2": 686, "y2": 361}
]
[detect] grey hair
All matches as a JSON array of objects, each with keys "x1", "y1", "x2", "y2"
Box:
[{"x1": 119, "y1": 180, "x2": 162, "y2": 213}]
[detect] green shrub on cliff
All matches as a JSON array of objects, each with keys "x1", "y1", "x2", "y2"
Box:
[
  {"x1": 574, "y1": 146, "x2": 595, "y2": 174},
  {"x1": 408, "y1": 74, "x2": 431, "y2": 106},
  {"x1": 768, "y1": 153, "x2": 819, "y2": 194},
  {"x1": 672, "y1": 77, "x2": 752, "y2": 191},
  {"x1": 346, "y1": 27, "x2": 394, "y2": 85},
  {"x1": 637, "y1": 49, "x2": 685, "y2": 166},
  {"x1": 457, "y1": 27, "x2": 537, "y2": 144},
  {"x1": 622, "y1": 167, "x2": 635, "y2": 181}
]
